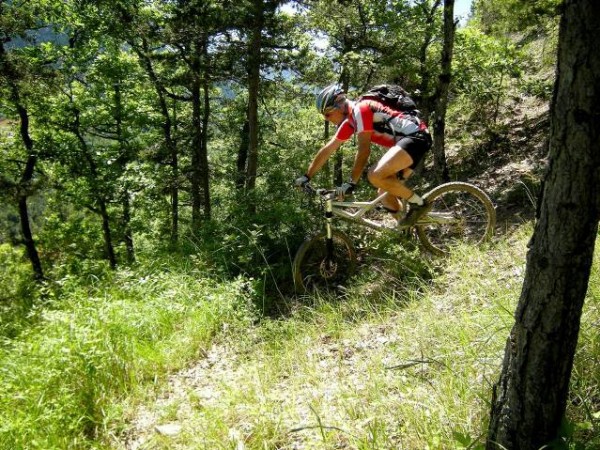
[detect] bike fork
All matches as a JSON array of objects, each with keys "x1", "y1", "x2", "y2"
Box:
[{"x1": 325, "y1": 196, "x2": 335, "y2": 263}]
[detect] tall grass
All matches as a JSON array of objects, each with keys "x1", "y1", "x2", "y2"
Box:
[
  {"x1": 1, "y1": 226, "x2": 598, "y2": 449},
  {"x1": 0, "y1": 258, "x2": 257, "y2": 449},
  {"x1": 120, "y1": 226, "x2": 599, "y2": 449},
  {"x1": 115, "y1": 228, "x2": 512, "y2": 449}
]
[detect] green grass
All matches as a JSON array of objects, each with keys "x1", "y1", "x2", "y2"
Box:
[
  {"x1": 107, "y1": 227, "x2": 508, "y2": 449},
  {"x1": 0, "y1": 226, "x2": 598, "y2": 449},
  {"x1": 0, "y1": 259, "x2": 258, "y2": 450}
]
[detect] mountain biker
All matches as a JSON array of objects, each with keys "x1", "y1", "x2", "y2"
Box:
[{"x1": 294, "y1": 84, "x2": 433, "y2": 226}]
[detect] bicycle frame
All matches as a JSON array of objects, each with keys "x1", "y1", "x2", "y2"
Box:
[
  {"x1": 317, "y1": 188, "x2": 457, "y2": 236},
  {"x1": 328, "y1": 191, "x2": 393, "y2": 231},
  {"x1": 317, "y1": 190, "x2": 400, "y2": 270}
]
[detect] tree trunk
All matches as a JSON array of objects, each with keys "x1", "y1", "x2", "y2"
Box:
[
  {"x1": 431, "y1": 0, "x2": 455, "y2": 184},
  {"x1": 132, "y1": 41, "x2": 179, "y2": 245},
  {"x1": 237, "y1": 120, "x2": 249, "y2": 190},
  {"x1": 121, "y1": 191, "x2": 135, "y2": 264},
  {"x1": 17, "y1": 190, "x2": 43, "y2": 282},
  {"x1": 99, "y1": 199, "x2": 117, "y2": 269},
  {"x1": 72, "y1": 110, "x2": 117, "y2": 269},
  {"x1": 170, "y1": 99, "x2": 179, "y2": 245},
  {"x1": 190, "y1": 33, "x2": 212, "y2": 227},
  {"x1": 416, "y1": 0, "x2": 442, "y2": 120},
  {"x1": 114, "y1": 82, "x2": 135, "y2": 263},
  {"x1": 15, "y1": 98, "x2": 44, "y2": 281},
  {"x1": 200, "y1": 59, "x2": 211, "y2": 219},
  {"x1": 245, "y1": 0, "x2": 263, "y2": 193},
  {"x1": 16, "y1": 117, "x2": 44, "y2": 282},
  {"x1": 191, "y1": 75, "x2": 204, "y2": 229},
  {"x1": 487, "y1": 1, "x2": 600, "y2": 448},
  {"x1": 2, "y1": 40, "x2": 45, "y2": 282}
]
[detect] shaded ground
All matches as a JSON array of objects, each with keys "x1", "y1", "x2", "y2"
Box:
[{"x1": 452, "y1": 97, "x2": 550, "y2": 229}]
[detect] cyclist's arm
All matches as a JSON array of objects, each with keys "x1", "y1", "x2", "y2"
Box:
[
  {"x1": 349, "y1": 131, "x2": 372, "y2": 183},
  {"x1": 306, "y1": 136, "x2": 343, "y2": 178}
]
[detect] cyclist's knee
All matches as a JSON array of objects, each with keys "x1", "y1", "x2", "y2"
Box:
[{"x1": 368, "y1": 167, "x2": 384, "y2": 187}]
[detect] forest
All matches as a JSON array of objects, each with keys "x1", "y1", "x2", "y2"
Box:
[{"x1": 1, "y1": 0, "x2": 599, "y2": 449}]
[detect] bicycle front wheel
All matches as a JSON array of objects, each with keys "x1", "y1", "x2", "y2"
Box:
[
  {"x1": 293, "y1": 231, "x2": 357, "y2": 293},
  {"x1": 416, "y1": 182, "x2": 496, "y2": 256}
]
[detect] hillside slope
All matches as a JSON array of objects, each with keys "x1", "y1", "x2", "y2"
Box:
[{"x1": 117, "y1": 99, "x2": 584, "y2": 450}]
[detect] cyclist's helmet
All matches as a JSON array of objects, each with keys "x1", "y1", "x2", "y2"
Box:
[{"x1": 316, "y1": 84, "x2": 345, "y2": 114}]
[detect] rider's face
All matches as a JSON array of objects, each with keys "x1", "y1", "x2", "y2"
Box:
[{"x1": 323, "y1": 106, "x2": 345, "y2": 125}]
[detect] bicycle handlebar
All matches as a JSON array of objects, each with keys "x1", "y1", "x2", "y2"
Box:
[{"x1": 301, "y1": 183, "x2": 337, "y2": 198}]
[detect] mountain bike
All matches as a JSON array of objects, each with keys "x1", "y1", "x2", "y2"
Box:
[{"x1": 293, "y1": 181, "x2": 496, "y2": 292}]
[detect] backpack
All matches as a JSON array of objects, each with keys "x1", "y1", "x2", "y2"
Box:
[{"x1": 358, "y1": 84, "x2": 418, "y2": 112}]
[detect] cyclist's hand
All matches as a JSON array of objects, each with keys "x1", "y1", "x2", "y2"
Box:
[
  {"x1": 294, "y1": 174, "x2": 310, "y2": 189},
  {"x1": 335, "y1": 181, "x2": 356, "y2": 199}
]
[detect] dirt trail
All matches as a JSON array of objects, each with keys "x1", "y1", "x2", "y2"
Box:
[{"x1": 121, "y1": 322, "x2": 406, "y2": 449}]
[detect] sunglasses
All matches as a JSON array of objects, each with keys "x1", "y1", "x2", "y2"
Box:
[{"x1": 323, "y1": 107, "x2": 337, "y2": 118}]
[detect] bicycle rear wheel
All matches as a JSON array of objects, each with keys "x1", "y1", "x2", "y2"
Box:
[
  {"x1": 416, "y1": 182, "x2": 496, "y2": 256},
  {"x1": 293, "y1": 230, "x2": 357, "y2": 293}
]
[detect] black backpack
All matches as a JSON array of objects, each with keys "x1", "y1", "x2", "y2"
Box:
[{"x1": 359, "y1": 84, "x2": 418, "y2": 112}]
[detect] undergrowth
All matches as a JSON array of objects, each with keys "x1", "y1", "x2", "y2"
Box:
[
  {"x1": 0, "y1": 226, "x2": 598, "y2": 449},
  {"x1": 112, "y1": 225, "x2": 599, "y2": 449},
  {"x1": 0, "y1": 257, "x2": 258, "y2": 450}
]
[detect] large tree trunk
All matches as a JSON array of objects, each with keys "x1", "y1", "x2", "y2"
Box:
[
  {"x1": 17, "y1": 154, "x2": 44, "y2": 282},
  {"x1": 431, "y1": 0, "x2": 455, "y2": 184},
  {"x1": 99, "y1": 200, "x2": 117, "y2": 270},
  {"x1": 191, "y1": 75, "x2": 204, "y2": 228},
  {"x1": 15, "y1": 110, "x2": 44, "y2": 282},
  {"x1": 15, "y1": 101, "x2": 44, "y2": 281},
  {"x1": 200, "y1": 70, "x2": 211, "y2": 219},
  {"x1": 487, "y1": 1, "x2": 600, "y2": 448},
  {"x1": 121, "y1": 190, "x2": 135, "y2": 264},
  {"x1": 190, "y1": 34, "x2": 212, "y2": 227},
  {"x1": 114, "y1": 82, "x2": 135, "y2": 263},
  {"x1": 236, "y1": 120, "x2": 249, "y2": 190}
]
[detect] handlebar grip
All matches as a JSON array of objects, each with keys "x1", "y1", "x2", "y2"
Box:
[{"x1": 303, "y1": 183, "x2": 315, "y2": 194}]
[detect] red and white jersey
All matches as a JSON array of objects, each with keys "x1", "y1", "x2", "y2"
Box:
[{"x1": 334, "y1": 100, "x2": 427, "y2": 147}]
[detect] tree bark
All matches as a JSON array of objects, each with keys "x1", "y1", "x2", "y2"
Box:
[
  {"x1": 190, "y1": 32, "x2": 213, "y2": 226},
  {"x1": 191, "y1": 74, "x2": 204, "y2": 228},
  {"x1": 237, "y1": 120, "x2": 250, "y2": 190},
  {"x1": 431, "y1": 0, "x2": 455, "y2": 184},
  {"x1": 14, "y1": 93, "x2": 44, "y2": 281},
  {"x1": 200, "y1": 56, "x2": 211, "y2": 219},
  {"x1": 245, "y1": 0, "x2": 263, "y2": 193},
  {"x1": 132, "y1": 40, "x2": 179, "y2": 245},
  {"x1": 487, "y1": 1, "x2": 600, "y2": 448},
  {"x1": 18, "y1": 156, "x2": 44, "y2": 282},
  {"x1": 416, "y1": 0, "x2": 442, "y2": 120},
  {"x1": 121, "y1": 190, "x2": 135, "y2": 264},
  {"x1": 114, "y1": 82, "x2": 135, "y2": 263},
  {"x1": 72, "y1": 109, "x2": 117, "y2": 269},
  {"x1": 99, "y1": 200, "x2": 117, "y2": 270},
  {"x1": 1, "y1": 38, "x2": 45, "y2": 282}
]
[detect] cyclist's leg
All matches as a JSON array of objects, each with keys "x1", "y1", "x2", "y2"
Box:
[
  {"x1": 368, "y1": 145, "x2": 416, "y2": 205},
  {"x1": 369, "y1": 140, "x2": 432, "y2": 225},
  {"x1": 378, "y1": 189, "x2": 402, "y2": 213}
]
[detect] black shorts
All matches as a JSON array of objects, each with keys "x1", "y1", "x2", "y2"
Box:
[{"x1": 397, "y1": 132, "x2": 432, "y2": 171}]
